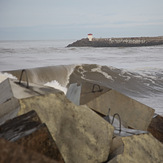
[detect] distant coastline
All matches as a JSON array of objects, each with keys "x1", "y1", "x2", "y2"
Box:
[{"x1": 67, "y1": 36, "x2": 163, "y2": 47}]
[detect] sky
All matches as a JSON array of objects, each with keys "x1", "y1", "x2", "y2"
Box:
[{"x1": 0, "y1": 0, "x2": 163, "y2": 40}]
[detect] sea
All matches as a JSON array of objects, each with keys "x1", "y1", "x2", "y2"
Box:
[{"x1": 0, "y1": 40, "x2": 163, "y2": 115}]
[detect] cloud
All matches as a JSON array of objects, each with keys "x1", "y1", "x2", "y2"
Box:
[{"x1": 0, "y1": 0, "x2": 163, "y2": 39}]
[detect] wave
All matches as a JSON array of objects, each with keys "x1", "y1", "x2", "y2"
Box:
[
  {"x1": 68, "y1": 64, "x2": 163, "y2": 97},
  {"x1": 0, "y1": 72, "x2": 17, "y2": 83},
  {"x1": 0, "y1": 47, "x2": 67, "y2": 55},
  {"x1": 67, "y1": 64, "x2": 163, "y2": 115},
  {"x1": 1, "y1": 64, "x2": 163, "y2": 114},
  {"x1": 3, "y1": 65, "x2": 75, "y2": 86},
  {"x1": 44, "y1": 80, "x2": 67, "y2": 94},
  {"x1": 2, "y1": 64, "x2": 163, "y2": 96}
]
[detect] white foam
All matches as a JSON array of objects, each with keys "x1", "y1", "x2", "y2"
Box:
[
  {"x1": 91, "y1": 66, "x2": 113, "y2": 80},
  {"x1": 44, "y1": 80, "x2": 67, "y2": 95},
  {"x1": 64, "y1": 64, "x2": 77, "y2": 87},
  {"x1": 0, "y1": 72, "x2": 17, "y2": 83}
]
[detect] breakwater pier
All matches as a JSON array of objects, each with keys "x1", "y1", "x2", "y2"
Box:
[{"x1": 67, "y1": 36, "x2": 163, "y2": 47}]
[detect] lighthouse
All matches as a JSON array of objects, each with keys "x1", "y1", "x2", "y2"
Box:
[{"x1": 88, "y1": 33, "x2": 93, "y2": 41}]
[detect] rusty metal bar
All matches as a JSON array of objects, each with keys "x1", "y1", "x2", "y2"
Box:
[
  {"x1": 19, "y1": 69, "x2": 29, "y2": 88},
  {"x1": 92, "y1": 84, "x2": 103, "y2": 93},
  {"x1": 111, "y1": 113, "x2": 122, "y2": 134}
]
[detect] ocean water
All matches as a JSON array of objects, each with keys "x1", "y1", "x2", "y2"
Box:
[{"x1": 0, "y1": 40, "x2": 163, "y2": 115}]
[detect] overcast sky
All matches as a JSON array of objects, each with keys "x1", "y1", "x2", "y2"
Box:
[{"x1": 0, "y1": 0, "x2": 163, "y2": 40}]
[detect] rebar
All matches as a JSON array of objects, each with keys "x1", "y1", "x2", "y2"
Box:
[
  {"x1": 19, "y1": 69, "x2": 29, "y2": 88},
  {"x1": 92, "y1": 84, "x2": 103, "y2": 93}
]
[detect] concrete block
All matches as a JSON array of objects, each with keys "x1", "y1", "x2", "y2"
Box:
[
  {"x1": 68, "y1": 73, "x2": 111, "y2": 105},
  {"x1": 86, "y1": 89, "x2": 155, "y2": 131},
  {"x1": 0, "y1": 78, "x2": 62, "y2": 101},
  {"x1": 0, "y1": 78, "x2": 37, "y2": 101},
  {"x1": 79, "y1": 82, "x2": 111, "y2": 105},
  {"x1": 0, "y1": 97, "x2": 20, "y2": 125},
  {"x1": 0, "y1": 78, "x2": 14, "y2": 104},
  {"x1": 66, "y1": 83, "x2": 81, "y2": 105},
  {"x1": 19, "y1": 93, "x2": 114, "y2": 163},
  {"x1": 0, "y1": 78, "x2": 62, "y2": 124}
]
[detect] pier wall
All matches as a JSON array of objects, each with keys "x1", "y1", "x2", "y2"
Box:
[{"x1": 67, "y1": 36, "x2": 163, "y2": 47}]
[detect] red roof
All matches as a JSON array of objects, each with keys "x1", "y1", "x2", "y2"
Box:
[{"x1": 88, "y1": 33, "x2": 93, "y2": 35}]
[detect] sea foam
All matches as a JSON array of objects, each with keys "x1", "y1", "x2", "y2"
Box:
[
  {"x1": 0, "y1": 72, "x2": 17, "y2": 83},
  {"x1": 44, "y1": 80, "x2": 67, "y2": 95}
]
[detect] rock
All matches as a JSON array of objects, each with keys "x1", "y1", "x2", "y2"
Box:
[
  {"x1": 86, "y1": 89, "x2": 155, "y2": 131},
  {"x1": 67, "y1": 38, "x2": 92, "y2": 47},
  {"x1": 0, "y1": 110, "x2": 64, "y2": 162},
  {"x1": 107, "y1": 136, "x2": 124, "y2": 161},
  {"x1": 148, "y1": 114, "x2": 163, "y2": 143},
  {"x1": 18, "y1": 93, "x2": 114, "y2": 163},
  {"x1": 107, "y1": 133, "x2": 163, "y2": 163},
  {"x1": 0, "y1": 110, "x2": 42, "y2": 141},
  {"x1": 0, "y1": 138, "x2": 60, "y2": 163},
  {"x1": 16, "y1": 123, "x2": 65, "y2": 162}
]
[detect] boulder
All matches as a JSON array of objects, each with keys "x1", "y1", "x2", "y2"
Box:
[
  {"x1": 108, "y1": 133, "x2": 163, "y2": 163},
  {"x1": 16, "y1": 123, "x2": 65, "y2": 162},
  {"x1": 0, "y1": 138, "x2": 60, "y2": 163},
  {"x1": 108, "y1": 136, "x2": 124, "y2": 161},
  {"x1": 18, "y1": 93, "x2": 114, "y2": 163},
  {"x1": 0, "y1": 110, "x2": 42, "y2": 141},
  {"x1": 0, "y1": 110, "x2": 64, "y2": 162},
  {"x1": 148, "y1": 114, "x2": 163, "y2": 143}
]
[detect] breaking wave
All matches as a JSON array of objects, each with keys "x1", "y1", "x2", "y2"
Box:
[
  {"x1": 69, "y1": 64, "x2": 163, "y2": 97},
  {"x1": 1, "y1": 64, "x2": 163, "y2": 115}
]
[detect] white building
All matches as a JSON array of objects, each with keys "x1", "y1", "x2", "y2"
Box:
[{"x1": 88, "y1": 33, "x2": 93, "y2": 41}]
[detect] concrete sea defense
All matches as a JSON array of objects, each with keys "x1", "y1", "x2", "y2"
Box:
[
  {"x1": 0, "y1": 66, "x2": 163, "y2": 162},
  {"x1": 0, "y1": 77, "x2": 62, "y2": 124},
  {"x1": 67, "y1": 79, "x2": 154, "y2": 131},
  {"x1": 0, "y1": 77, "x2": 114, "y2": 163},
  {"x1": 19, "y1": 93, "x2": 114, "y2": 163},
  {"x1": 67, "y1": 36, "x2": 163, "y2": 47},
  {"x1": 86, "y1": 89, "x2": 154, "y2": 131}
]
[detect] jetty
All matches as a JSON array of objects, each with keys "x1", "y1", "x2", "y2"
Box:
[{"x1": 67, "y1": 35, "x2": 163, "y2": 47}]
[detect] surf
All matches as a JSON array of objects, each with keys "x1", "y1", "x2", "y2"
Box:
[{"x1": 0, "y1": 64, "x2": 163, "y2": 115}]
